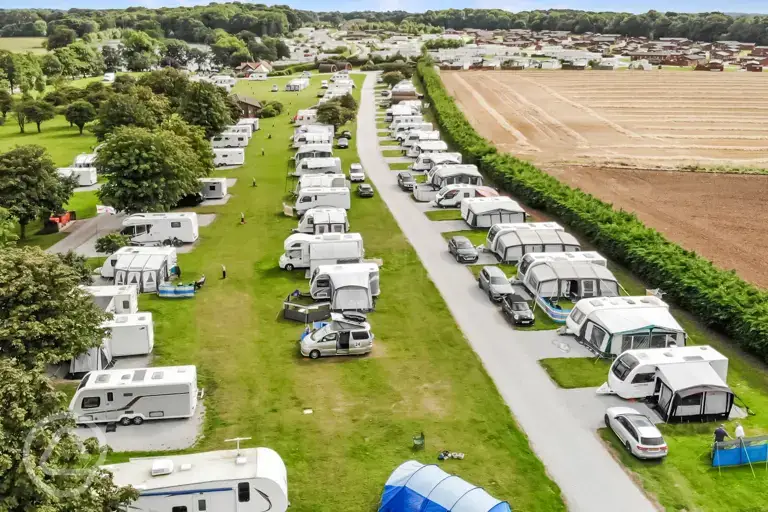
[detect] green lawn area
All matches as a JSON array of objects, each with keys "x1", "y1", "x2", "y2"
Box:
[
  {"x1": 0, "y1": 115, "x2": 97, "y2": 167},
  {"x1": 425, "y1": 209, "x2": 462, "y2": 221},
  {"x1": 65, "y1": 190, "x2": 99, "y2": 219},
  {"x1": 414, "y1": 174, "x2": 427, "y2": 183},
  {"x1": 389, "y1": 162, "x2": 412, "y2": 171},
  {"x1": 16, "y1": 218, "x2": 67, "y2": 249},
  {"x1": 376, "y1": 121, "x2": 389, "y2": 129},
  {"x1": 0, "y1": 36, "x2": 47, "y2": 54},
  {"x1": 441, "y1": 229, "x2": 487, "y2": 247},
  {"x1": 106, "y1": 73, "x2": 564, "y2": 511},
  {"x1": 466, "y1": 263, "x2": 517, "y2": 279},
  {"x1": 381, "y1": 149, "x2": 403, "y2": 157},
  {"x1": 85, "y1": 256, "x2": 106, "y2": 271},
  {"x1": 539, "y1": 358, "x2": 612, "y2": 388},
  {"x1": 379, "y1": 139, "x2": 400, "y2": 146}
]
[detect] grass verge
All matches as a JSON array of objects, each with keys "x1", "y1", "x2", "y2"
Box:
[
  {"x1": 389, "y1": 162, "x2": 412, "y2": 171},
  {"x1": 0, "y1": 115, "x2": 97, "y2": 167},
  {"x1": 540, "y1": 358, "x2": 612, "y2": 388},
  {"x1": 425, "y1": 209, "x2": 462, "y2": 221},
  {"x1": 65, "y1": 190, "x2": 99, "y2": 219},
  {"x1": 441, "y1": 229, "x2": 487, "y2": 247}
]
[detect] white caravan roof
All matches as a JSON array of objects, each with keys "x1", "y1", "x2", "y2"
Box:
[
  {"x1": 591, "y1": 306, "x2": 684, "y2": 335},
  {"x1": 80, "y1": 285, "x2": 138, "y2": 298},
  {"x1": 656, "y1": 362, "x2": 730, "y2": 393},
  {"x1": 80, "y1": 365, "x2": 196, "y2": 390},
  {"x1": 618, "y1": 345, "x2": 726, "y2": 368},
  {"x1": 104, "y1": 448, "x2": 287, "y2": 498},
  {"x1": 414, "y1": 141, "x2": 448, "y2": 151},
  {"x1": 199, "y1": 177, "x2": 226, "y2": 185},
  {"x1": 417, "y1": 152, "x2": 462, "y2": 165},
  {"x1": 521, "y1": 251, "x2": 606, "y2": 267},
  {"x1": 297, "y1": 143, "x2": 333, "y2": 153},
  {"x1": 123, "y1": 212, "x2": 197, "y2": 226},
  {"x1": 464, "y1": 197, "x2": 524, "y2": 215},
  {"x1": 74, "y1": 153, "x2": 97, "y2": 166},
  {"x1": 306, "y1": 208, "x2": 347, "y2": 224},
  {"x1": 497, "y1": 228, "x2": 579, "y2": 249},
  {"x1": 301, "y1": 157, "x2": 339, "y2": 169},
  {"x1": 431, "y1": 164, "x2": 480, "y2": 179},
  {"x1": 299, "y1": 174, "x2": 345, "y2": 188},
  {"x1": 573, "y1": 295, "x2": 669, "y2": 318},
  {"x1": 299, "y1": 186, "x2": 349, "y2": 194},
  {"x1": 102, "y1": 312, "x2": 153, "y2": 328},
  {"x1": 528, "y1": 260, "x2": 617, "y2": 284}
]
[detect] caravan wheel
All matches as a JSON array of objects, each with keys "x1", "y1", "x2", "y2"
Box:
[
  {"x1": 132, "y1": 416, "x2": 144, "y2": 426},
  {"x1": 119, "y1": 417, "x2": 132, "y2": 426}
]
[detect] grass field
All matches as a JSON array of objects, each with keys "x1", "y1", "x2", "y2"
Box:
[
  {"x1": 65, "y1": 190, "x2": 99, "y2": 219},
  {"x1": 0, "y1": 115, "x2": 97, "y2": 167},
  {"x1": 441, "y1": 229, "x2": 487, "y2": 247},
  {"x1": 106, "y1": 74, "x2": 564, "y2": 511},
  {"x1": 539, "y1": 358, "x2": 612, "y2": 388},
  {"x1": 0, "y1": 37, "x2": 47, "y2": 54},
  {"x1": 425, "y1": 209, "x2": 462, "y2": 221},
  {"x1": 388, "y1": 162, "x2": 412, "y2": 170},
  {"x1": 379, "y1": 139, "x2": 400, "y2": 146}
]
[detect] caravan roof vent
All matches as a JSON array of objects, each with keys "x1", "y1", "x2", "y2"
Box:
[
  {"x1": 235, "y1": 456, "x2": 248, "y2": 465},
  {"x1": 95, "y1": 374, "x2": 111, "y2": 383},
  {"x1": 151, "y1": 371, "x2": 164, "y2": 380},
  {"x1": 179, "y1": 463, "x2": 192, "y2": 471},
  {"x1": 663, "y1": 352, "x2": 674, "y2": 358},
  {"x1": 115, "y1": 316, "x2": 128, "y2": 324},
  {"x1": 150, "y1": 459, "x2": 174, "y2": 476},
  {"x1": 683, "y1": 356, "x2": 704, "y2": 362}
]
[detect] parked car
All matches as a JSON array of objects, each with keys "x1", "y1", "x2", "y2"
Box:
[
  {"x1": 339, "y1": 130, "x2": 352, "y2": 139},
  {"x1": 349, "y1": 163, "x2": 365, "y2": 182},
  {"x1": 447, "y1": 236, "x2": 478, "y2": 263},
  {"x1": 321, "y1": 80, "x2": 329, "y2": 88},
  {"x1": 357, "y1": 184, "x2": 374, "y2": 198},
  {"x1": 477, "y1": 266, "x2": 514, "y2": 302},
  {"x1": 337, "y1": 137, "x2": 349, "y2": 149},
  {"x1": 377, "y1": 76, "x2": 384, "y2": 84},
  {"x1": 300, "y1": 312, "x2": 373, "y2": 359},
  {"x1": 381, "y1": 90, "x2": 392, "y2": 98},
  {"x1": 271, "y1": 84, "x2": 278, "y2": 92},
  {"x1": 397, "y1": 171, "x2": 416, "y2": 191},
  {"x1": 501, "y1": 294, "x2": 535, "y2": 326},
  {"x1": 605, "y1": 407, "x2": 668, "y2": 460}
]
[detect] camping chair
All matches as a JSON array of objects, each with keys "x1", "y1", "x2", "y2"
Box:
[
  {"x1": 193, "y1": 275, "x2": 206, "y2": 291},
  {"x1": 412, "y1": 432, "x2": 425, "y2": 451}
]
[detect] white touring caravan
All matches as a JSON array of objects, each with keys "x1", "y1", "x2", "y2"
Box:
[
  {"x1": 224, "y1": 124, "x2": 252, "y2": 138},
  {"x1": 401, "y1": 130, "x2": 441, "y2": 148},
  {"x1": 213, "y1": 148, "x2": 245, "y2": 167},
  {"x1": 294, "y1": 187, "x2": 351, "y2": 215},
  {"x1": 211, "y1": 132, "x2": 249, "y2": 148},
  {"x1": 58, "y1": 167, "x2": 97, "y2": 186},
  {"x1": 114, "y1": 253, "x2": 171, "y2": 293},
  {"x1": 81, "y1": 284, "x2": 139, "y2": 314},
  {"x1": 390, "y1": 115, "x2": 425, "y2": 131},
  {"x1": 391, "y1": 122, "x2": 432, "y2": 139},
  {"x1": 310, "y1": 263, "x2": 380, "y2": 311},
  {"x1": 293, "y1": 124, "x2": 334, "y2": 138},
  {"x1": 607, "y1": 345, "x2": 728, "y2": 400},
  {"x1": 212, "y1": 75, "x2": 237, "y2": 88},
  {"x1": 411, "y1": 152, "x2": 462, "y2": 172},
  {"x1": 406, "y1": 140, "x2": 448, "y2": 158},
  {"x1": 294, "y1": 108, "x2": 318, "y2": 125},
  {"x1": 294, "y1": 143, "x2": 333, "y2": 164},
  {"x1": 294, "y1": 157, "x2": 343, "y2": 176},
  {"x1": 295, "y1": 174, "x2": 347, "y2": 194},
  {"x1": 385, "y1": 103, "x2": 421, "y2": 122},
  {"x1": 292, "y1": 131, "x2": 333, "y2": 148},
  {"x1": 460, "y1": 197, "x2": 526, "y2": 228},
  {"x1": 565, "y1": 295, "x2": 687, "y2": 357},
  {"x1": 73, "y1": 153, "x2": 97, "y2": 168},
  {"x1": 434, "y1": 184, "x2": 498, "y2": 208},
  {"x1": 486, "y1": 222, "x2": 581, "y2": 263},
  {"x1": 237, "y1": 118, "x2": 260, "y2": 131},
  {"x1": 103, "y1": 447, "x2": 289, "y2": 512},
  {"x1": 103, "y1": 313, "x2": 155, "y2": 357},
  {"x1": 294, "y1": 207, "x2": 349, "y2": 234},
  {"x1": 101, "y1": 246, "x2": 178, "y2": 279},
  {"x1": 121, "y1": 212, "x2": 199, "y2": 246},
  {"x1": 70, "y1": 365, "x2": 199, "y2": 425},
  {"x1": 279, "y1": 233, "x2": 364, "y2": 272},
  {"x1": 199, "y1": 177, "x2": 228, "y2": 199}
]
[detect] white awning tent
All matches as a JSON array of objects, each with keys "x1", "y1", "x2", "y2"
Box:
[
  {"x1": 461, "y1": 197, "x2": 525, "y2": 228},
  {"x1": 524, "y1": 260, "x2": 619, "y2": 299},
  {"x1": 655, "y1": 362, "x2": 734, "y2": 422},
  {"x1": 330, "y1": 272, "x2": 374, "y2": 312},
  {"x1": 114, "y1": 253, "x2": 170, "y2": 293},
  {"x1": 496, "y1": 229, "x2": 581, "y2": 263},
  {"x1": 69, "y1": 342, "x2": 112, "y2": 375},
  {"x1": 429, "y1": 166, "x2": 483, "y2": 188}
]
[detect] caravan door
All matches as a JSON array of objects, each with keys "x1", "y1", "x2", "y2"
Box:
[
  {"x1": 115, "y1": 270, "x2": 127, "y2": 285},
  {"x1": 126, "y1": 271, "x2": 142, "y2": 290},
  {"x1": 142, "y1": 270, "x2": 158, "y2": 293}
]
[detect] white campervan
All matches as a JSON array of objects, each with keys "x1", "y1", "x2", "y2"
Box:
[
  {"x1": 211, "y1": 132, "x2": 248, "y2": 148},
  {"x1": 57, "y1": 167, "x2": 97, "y2": 186},
  {"x1": 279, "y1": 232, "x2": 364, "y2": 272},
  {"x1": 213, "y1": 148, "x2": 245, "y2": 167},
  {"x1": 121, "y1": 212, "x2": 199, "y2": 246},
  {"x1": 295, "y1": 174, "x2": 346, "y2": 194},
  {"x1": 294, "y1": 187, "x2": 350, "y2": 215},
  {"x1": 69, "y1": 365, "x2": 199, "y2": 425},
  {"x1": 294, "y1": 207, "x2": 349, "y2": 234},
  {"x1": 434, "y1": 184, "x2": 499, "y2": 208},
  {"x1": 294, "y1": 143, "x2": 333, "y2": 164}
]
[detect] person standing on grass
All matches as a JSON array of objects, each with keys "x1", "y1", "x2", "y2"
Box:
[
  {"x1": 240, "y1": 212, "x2": 245, "y2": 224},
  {"x1": 714, "y1": 424, "x2": 731, "y2": 443},
  {"x1": 735, "y1": 423, "x2": 745, "y2": 440},
  {"x1": 221, "y1": 264, "x2": 227, "y2": 279}
]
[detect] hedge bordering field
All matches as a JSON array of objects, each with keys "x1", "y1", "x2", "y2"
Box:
[{"x1": 416, "y1": 60, "x2": 768, "y2": 361}]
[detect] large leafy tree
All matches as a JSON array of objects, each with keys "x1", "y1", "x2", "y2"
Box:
[
  {"x1": 160, "y1": 39, "x2": 190, "y2": 68},
  {"x1": 0, "y1": 145, "x2": 74, "y2": 239},
  {"x1": 0, "y1": 207, "x2": 18, "y2": 246},
  {"x1": 0, "y1": 52, "x2": 45, "y2": 94},
  {"x1": 0, "y1": 90, "x2": 11, "y2": 118},
  {"x1": 120, "y1": 30, "x2": 159, "y2": 71},
  {"x1": 381, "y1": 70, "x2": 405, "y2": 88},
  {"x1": 316, "y1": 101, "x2": 355, "y2": 129},
  {"x1": 65, "y1": 100, "x2": 97, "y2": 135},
  {"x1": 0, "y1": 247, "x2": 107, "y2": 367},
  {"x1": 101, "y1": 45, "x2": 123, "y2": 72},
  {"x1": 210, "y1": 32, "x2": 250, "y2": 66},
  {"x1": 92, "y1": 92, "x2": 159, "y2": 140},
  {"x1": 96, "y1": 125, "x2": 204, "y2": 212},
  {"x1": 178, "y1": 80, "x2": 232, "y2": 138},
  {"x1": 137, "y1": 67, "x2": 189, "y2": 102},
  {"x1": 22, "y1": 99, "x2": 56, "y2": 133},
  {"x1": 0, "y1": 358, "x2": 139, "y2": 510},
  {"x1": 46, "y1": 26, "x2": 77, "y2": 50},
  {"x1": 160, "y1": 114, "x2": 214, "y2": 179}
]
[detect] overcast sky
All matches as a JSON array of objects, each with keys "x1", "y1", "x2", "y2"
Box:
[{"x1": 5, "y1": 0, "x2": 767, "y2": 15}]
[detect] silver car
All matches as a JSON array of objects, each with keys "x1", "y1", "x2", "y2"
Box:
[
  {"x1": 300, "y1": 312, "x2": 373, "y2": 359},
  {"x1": 604, "y1": 407, "x2": 668, "y2": 459},
  {"x1": 477, "y1": 266, "x2": 514, "y2": 302}
]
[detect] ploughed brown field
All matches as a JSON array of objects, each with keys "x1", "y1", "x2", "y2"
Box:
[{"x1": 442, "y1": 70, "x2": 768, "y2": 288}]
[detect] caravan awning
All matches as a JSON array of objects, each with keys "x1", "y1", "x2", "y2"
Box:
[
  {"x1": 656, "y1": 362, "x2": 730, "y2": 393},
  {"x1": 592, "y1": 308, "x2": 683, "y2": 335}
]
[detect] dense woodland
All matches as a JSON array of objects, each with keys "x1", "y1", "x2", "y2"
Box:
[{"x1": 3, "y1": 6, "x2": 768, "y2": 44}]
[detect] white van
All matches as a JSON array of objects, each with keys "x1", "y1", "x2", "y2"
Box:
[
  {"x1": 294, "y1": 207, "x2": 349, "y2": 234},
  {"x1": 295, "y1": 187, "x2": 350, "y2": 215},
  {"x1": 295, "y1": 174, "x2": 347, "y2": 194},
  {"x1": 293, "y1": 131, "x2": 332, "y2": 148},
  {"x1": 121, "y1": 212, "x2": 199, "y2": 246},
  {"x1": 211, "y1": 132, "x2": 248, "y2": 148},
  {"x1": 69, "y1": 365, "x2": 199, "y2": 426},
  {"x1": 213, "y1": 148, "x2": 245, "y2": 167},
  {"x1": 58, "y1": 167, "x2": 97, "y2": 186},
  {"x1": 434, "y1": 184, "x2": 499, "y2": 208},
  {"x1": 279, "y1": 232, "x2": 363, "y2": 272}
]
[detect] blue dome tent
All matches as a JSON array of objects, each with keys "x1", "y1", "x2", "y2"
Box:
[{"x1": 379, "y1": 460, "x2": 512, "y2": 512}]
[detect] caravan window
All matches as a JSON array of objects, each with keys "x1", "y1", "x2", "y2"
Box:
[
  {"x1": 171, "y1": 222, "x2": 182, "y2": 228},
  {"x1": 300, "y1": 196, "x2": 312, "y2": 203},
  {"x1": 81, "y1": 396, "x2": 100, "y2": 409},
  {"x1": 651, "y1": 333, "x2": 676, "y2": 348},
  {"x1": 631, "y1": 373, "x2": 655, "y2": 384},
  {"x1": 172, "y1": 507, "x2": 187, "y2": 512},
  {"x1": 107, "y1": 392, "x2": 114, "y2": 401},
  {"x1": 316, "y1": 279, "x2": 330, "y2": 288},
  {"x1": 352, "y1": 331, "x2": 369, "y2": 340},
  {"x1": 238, "y1": 482, "x2": 250, "y2": 502},
  {"x1": 681, "y1": 394, "x2": 702, "y2": 406},
  {"x1": 198, "y1": 500, "x2": 207, "y2": 511},
  {"x1": 611, "y1": 354, "x2": 639, "y2": 381}
]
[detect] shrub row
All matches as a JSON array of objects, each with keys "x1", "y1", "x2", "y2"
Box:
[
  {"x1": 269, "y1": 62, "x2": 317, "y2": 76},
  {"x1": 416, "y1": 60, "x2": 768, "y2": 360}
]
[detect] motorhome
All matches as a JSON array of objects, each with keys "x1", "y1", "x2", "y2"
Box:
[
  {"x1": 390, "y1": 115, "x2": 425, "y2": 132},
  {"x1": 295, "y1": 174, "x2": 347, "y2": 194},
  {"x1": 69, "y1": 365, "x2": 199, "y2": 425},
  {"x1": 101, "y1": 246, "x2": 178, "y2": 279},
  {"x1": 565, "y1": 295, "x2": 686, "y2": 357},
  {"x1": 121, "y1": 212, "x2": 199, "y2": 246},
  {"x1": 294, "y1": 143, "x2": 333, "y2": 164},
  {"x1": 279, "y1": 232, "x2": 363, "y2": 272},
  {"x1": 607, "y1": 345, "x2": 728, "y2": 400},
  {"x1": 285, "y1": 77, "x2": 309, "y2": 91},
  {"x1": 114, "y1": 253, "x2": 171, "y2": 292},
  {"x1": 406, "y1": 140, "x2": 448, "y2": 158},
  {"x1": 81, "y1": 285, "x2": 139, "y2": 314},
  {"x1": 57, "y1": 167, "x2": 97, "y2": 186},
  {"x1": 486, "y1": 222, "x2": 581, "y2": 263},
  {"x1": 237, "y1": 118, "x2": 259, "y2": 131},
  {"x1": 293, "y1": 124, "x2": 334, "y2": 138},
  {"x1": 224, "y1": 124, "x2": 252, "y2": 138},
  {"x1": 294, "y1": 207, "x2": 349, "y2": 234},
  {"x1": 310, "y1": 262, "x2": 380, "y2": 309},
  {"x1": 293, "y1": 157, "x2": 342, "y2": 176},
  {"x1": 461, "y1": 197, "x2": 526, "y2": 228},
  {"x1": 213, "y1": 148, "x2": 245, "y2": 167},
  {"x1": 294, "y1": 108, "x2": 318, "y2": 125},
  {"x1": 391, "y1": 122, "x2": 433, "y2": 138},
  {"x1": 517, "y1": 252, "x2": 607, "y2": 282},
  {"x1": 103, "y1": 313, "x2": 155, "y2": 357},
  {"x1": 294, "y1": 187, "x2": 350, "y2": 215},
  {"x1": 411, "y1": 152, "x2": 462, "y2": 172},
  {"x1": 211, "y1": 132, "x2": 249, "y2": 148},
  {"x1": 103, "y1": 448, "x2": 288, "y2": 512},
  {"x1": 199, "y1": 177, "x2": 228, "y2": 200},
  {"x1": 292, "y1": 131, "x2": 333, "y2": 148},
  {"x1": 434, "y1": 184, "x2": 498, "y2": 208},
  {"x1": 73, "y1": 153, "x2": 97, "y2": 168},
  {"x1": 401, "y1": 130, "x2": 441, "y2": 148}
]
